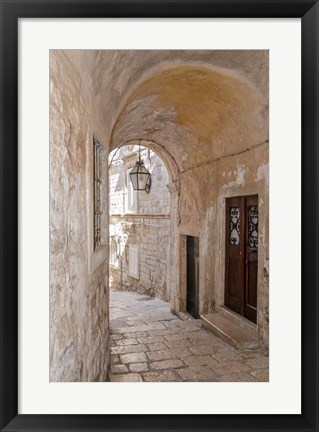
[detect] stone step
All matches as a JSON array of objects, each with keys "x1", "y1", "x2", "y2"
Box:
[
  {"x1": 218, "y1": 305, "x2": 258, "y2": 336},
  {"x1": 200, "y1": 313, "x2": 259, "y2": 349}
]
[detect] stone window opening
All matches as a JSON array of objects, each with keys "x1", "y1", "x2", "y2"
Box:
[
  {"x1": 93, "y1": 136, "x2": 103, "y2": 250},
  {"x1": 128, "y1": 244, "x2": 139, "y2": 279},
  {"x1": 109, "y1": 236, "x2": 119, "y2": 268}
]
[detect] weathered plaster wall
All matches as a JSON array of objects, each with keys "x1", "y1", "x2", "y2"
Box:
[
  {"x1": 109, "y1": 147, "x2": 170, "y2": 300},
  {"x1": 178, "y1": 143, "x2": 269, "y2": 345},
  {"x1": 50, "y1": 51, "x2": 110, "y2": 381}
]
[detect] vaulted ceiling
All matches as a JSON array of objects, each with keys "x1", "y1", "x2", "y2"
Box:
[{"x1": 66, "y1": 50, "x2": 268, "y2": 171}]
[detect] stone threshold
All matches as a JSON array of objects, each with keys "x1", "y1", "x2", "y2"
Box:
[
  {"x1": 200, "y1": 313, "x2": 259, "y2": 350},
  {"x1": 217, "y1": 305, "x2": 258, "y2": 335}
]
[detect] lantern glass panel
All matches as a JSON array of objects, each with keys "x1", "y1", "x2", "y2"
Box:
[
  {"x1": 129, "y1": 162, "x2": 151, "y2": 191},
  {"x1": 138, "y1": 173, "x2": 148, "y2": 190},
  {"x1": 129, "y1": 168, "x2": 139, "y2": 190}
]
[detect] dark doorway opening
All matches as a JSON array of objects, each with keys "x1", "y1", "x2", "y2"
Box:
[{"x1": 186, "y1": 236, "x2": 199, "y2": 318}]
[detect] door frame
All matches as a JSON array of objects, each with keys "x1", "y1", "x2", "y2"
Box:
[
  {"x1": 186, "y1": 235, "x2": 200, "y2": 318},
  {"x1": 214, "y1": 193, "x2": 262, "y2": 328},
  {"x1": 224, "y1": 194, "x2": 259, "y2": 323},
  {"x1": 179, "y1": 231, "x2": 202, "y2": 316}
]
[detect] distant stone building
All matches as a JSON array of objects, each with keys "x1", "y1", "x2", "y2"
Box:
[{"x1": 109, "y1": 146, "x2": 170, "y2": 301}]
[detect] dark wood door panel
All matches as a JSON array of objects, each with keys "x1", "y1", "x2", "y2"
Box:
[
  {"x1": 225, "y1": 195, "x2": 258, "y2": 324},
  {"x1": 244, "y1": 195, "x2": 258, "y2": 323},
  {"x1": 225, "y1": 197, "x2": 245, "y2": 315}
]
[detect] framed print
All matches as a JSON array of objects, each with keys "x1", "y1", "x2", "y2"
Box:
[{"x1": 0, "y1": 0, "x2": 318, "y2": 431}]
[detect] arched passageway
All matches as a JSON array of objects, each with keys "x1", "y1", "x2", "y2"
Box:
[
  {"x1": 110, "y1": 63, "x2": 268, "y2": 342},
  {"x1": 49, "y1": 50, "x2": 269, "y2": 382},
  {"x1": 108, "y1": 143, "x2": 175, "y2": 302}
]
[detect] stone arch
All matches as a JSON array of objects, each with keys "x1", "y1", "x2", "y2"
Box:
[
  {"x1": 108, "y1": 138, "x2": 181, "y2": 310},
  {"x1": 109, "y1": 61, "x2": 268, "y2": 340}
]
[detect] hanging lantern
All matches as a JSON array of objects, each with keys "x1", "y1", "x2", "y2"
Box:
[{"x1": 129, "y1": 142, "x2": 151, "y2": 191}]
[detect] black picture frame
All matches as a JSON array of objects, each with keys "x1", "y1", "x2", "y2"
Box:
[{"x1": 0, "y1": 1, "x2": 318, "y2": 431}]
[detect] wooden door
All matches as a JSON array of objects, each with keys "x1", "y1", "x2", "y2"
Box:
[
  {"x1": 224, "y1": 197, "x2": 245, "y2": 315},
  {"x1": 225, "y1": 195, "x2": 258, "y2": 323},
  {"x1": 186, "y1": 236, "x2": 199, "y2": 318},
  {"x1": 244, "y1": 196, "x2": 258, "y2": 323}
]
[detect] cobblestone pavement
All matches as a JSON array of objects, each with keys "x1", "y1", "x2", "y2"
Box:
[{"x1": 109, "y1": 290, "x2": 269, "y2": 382}]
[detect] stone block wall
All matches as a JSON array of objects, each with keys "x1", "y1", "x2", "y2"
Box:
[{"x1": 50, "y1": 51, "x2": 110, "y2": 382}]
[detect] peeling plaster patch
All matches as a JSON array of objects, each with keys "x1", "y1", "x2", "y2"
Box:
[
  {"x1": 257, "y1": 163, "x2": 269, "y2": 183},
  {"x1": 236, "y1": 164, "x2": 246, "y2": 185},
  {"x1": 224, "y1": 164, "x2": 247, "y2": 188}
]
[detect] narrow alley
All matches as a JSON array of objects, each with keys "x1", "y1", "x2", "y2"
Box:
[{"x1": 109, "y1": 290, "x2": 269, "y2": 382}]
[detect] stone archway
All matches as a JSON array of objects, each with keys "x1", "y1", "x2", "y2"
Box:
[
  {"x1": 108, "y1": 139, "x2": 181, "y2": 313},
  {"x1": 109, "y1": 62, "x2": 268, "y2": 345}
]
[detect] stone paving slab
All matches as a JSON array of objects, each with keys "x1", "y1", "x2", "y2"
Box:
[
  {"x1": 214, "y1": 361, "x2": 253, "y2": 376},
  {"x1": 144, "y1": 329, "x2": 182, "y2": 337},
  {"x1": 113, "y1": 338, "x2": 139, "y2": 346},
  {"x1": 182, "y1": 355, "x2": 219, "y2": 368},
  {"x1": 137, "y1": 335, "x2": 165, "y2": 344},
  {"x1": 149, "y1": 359, "x2": 185, "y2": 370},
  {"x1": 112, "y1": 322, "x2": 166, "y2": 334},
  {"x1": 147, "y1": 348, "x2": 192, "y2": 361},
  {"x1": 176, "y1": 366, "x2": 218, "y2": 382},
  {"x1": 111, "y1": 354, "x2": 120, "y2": 364},
  {"x1": 244, "y1": 357, "x2": 269, "y2": 369},
  {"x1": 120, "y1": 352, "x2": 148, "y2": 364},
  {"x1": 213, "y1": 351, "x2": 244, "y2": 362},
  {"x1": 110, "y1": 344, "x2": 148, "y2": 355},
  {"x1": 110, "y1": 373, "x2": 143, "y2": 382},
  {"x1": 164, "y1": 338, "x2": 193, "y2": 348},
  {"x1": 189, "y1": 344, "x2": 222, "y2": 356},
  {"x1": 129, "y1": 362, "x2": 149, "y2": 373},
  {"x1": 110, "y1": 334, "x2": 125, "y2": 341},
  {"x1": 240, "y1": 349, "x2": 267, "y2": 359},
  {"x1": 251, "y1": 369, "x2": 269, "y2": 381},
  {"x1": 109, "y1": 289, "x2": 269, "y2": 382},
  {"x1": 123, "y1": 331, "x2": 149, "y2": 339},
  {"x1": 146, "y1": 342, "x2": 168, "y2": 351},
  {"x1": 219, "y1": 373, "x2": 259, "y2": 382},
  {"x1": 111, "y1": 364, "x2": 129, "y2": 374},
  {"x1": 142, "y1": 370, "x2": 178, "y2": 382}
]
